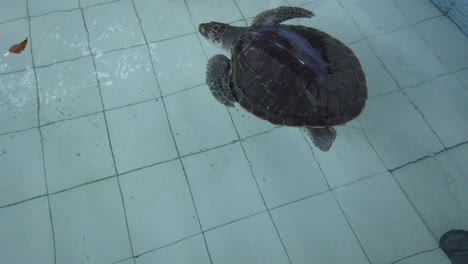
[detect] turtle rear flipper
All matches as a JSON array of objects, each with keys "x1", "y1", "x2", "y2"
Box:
[
  {"x1": 304, "y1": 127, "x2": 337, "y2": 152},
  {"x1": 206, "y1": 54, "x2": 236, "y2": 107},
  {"x1": 252, "y1": 6, "x2": 314, "y2": 27}
]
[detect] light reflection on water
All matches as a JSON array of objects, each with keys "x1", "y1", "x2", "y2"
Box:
[{"x1": 0, "y1": 69, "x2": 35, "y2": 109}]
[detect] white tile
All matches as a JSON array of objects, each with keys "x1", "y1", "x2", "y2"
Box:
[
  {"x1": 0, "y1": 198, "x2": 54, "y2": 264},
  {"x1": 405, "y1": 74, "x2": 468, "y2": 148},
  {"x1": 205, "y1": 212, "x2": 289, "y2": 264},
  {"x1": 106, "y1": 100, "x2": 178, "y2": 173},
  {"x1": 368, "y1": 27, "x2": 449, "y2": 88},
  {"x1": 0, "y1": 1, "x2": 27, "y2": 23},
  {"x1": 149, "y1": 34, "x2": 207, "y2": 95},
  {"x1": 136, "y1": 235, "x2": 210, "y2": 264},
  {"x1": 340, "y1": 0, "x2": 409, "y2": 37},
  {"x1": 334, "y1": 172, "x2": 437, "y2": 264},
  {"x1": 350, "y1": 40, "x2": 399, "y2": 98},
  {"x1": 95, "y1": 45, "x2": 160, "y2": 109},
  {"x1": 165, "y1": 86, "x2": 238, "y2": 156},
  {"x1": 243, "y1": 128, "x2": 328, "y2": 208},
  {"x1": 50, "y1": 178, "x2": 132, "y2": 264},
  {"x1": 235, "y1": 0, "x2": 289, "y2": 19},
  {"x1": 42, "y1": 113, "x2": 115, "y2": 193},
  {"x1": 271, "y1": 192, "x2": 370, "y2": 264},
  {"x1": 360, "y1": 92, "x2": 444, "y2": 169},
  {"x1": 0, "y1": 70, "x2": 37, "y2": 134},
  {"x1": 119, "y1": 161, "x2": 200, "y2": 255},
  {"x1": 183, "y1": 143, "x2": 265, "y2": 230},
  {"x1": 228, "y1": 106, "x2": 277, "y2": 139},
  {"x1": 393, "y1": 153, "x2": 468, "y2": 238},
  {"x1": 186, "y1": 0, "x2": 243, "y2": 26},
  {"x1": 312, "y1": 120, "x2": 386, "y2": 188},
  {"x1": 134, "y1": 0, "x2": 194, "y2": 42},
  {"x1": 30, "y1": 10, "x2": 90, "y2": 66},
  {"x1": 395, "y1": 249, "x2": 450, "y2": 264},
  {"x1": 28, "y1": 0, "x2": 79, "y2": 16},
  {"x1": 456, "y1": 68, "x2": 468, "y2": 88},
  {"x1": 394, "y1": 0, "x2": 442, "y2": 24},
  {"x1": 0, "y1": 129, "x2": 45, "y2": 207},
  {"x1": 415, "y1": 16, "x2": 468, "y2": 72},
  {"x1": 0, "y1": 19, "x2": 32, "y2": 74},
  {"x1": 447, "y1": 143, "x2": 468, "y2": 179},
  {"x1": 84, "y1": 0, "x2": 145, "y2": 53},
  {"x1": 301, "y1": 0, "x2": 364, "y2": 44},
  {"x1": 36, "y1": 56, "x2": 102, "y2": 124}
]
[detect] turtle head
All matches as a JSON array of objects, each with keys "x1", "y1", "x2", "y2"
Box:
[{"x1": 199, "y1": 22, "x2": 245, "y2": 51}]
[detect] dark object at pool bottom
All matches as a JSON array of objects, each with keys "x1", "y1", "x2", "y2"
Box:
[{"x1": 440, "y1": 230, "x2": 468, "y2": 264}]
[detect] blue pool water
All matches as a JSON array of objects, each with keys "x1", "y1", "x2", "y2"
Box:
[{"x1": 0, "y1": 0, "x2": 467, "y2": 263}]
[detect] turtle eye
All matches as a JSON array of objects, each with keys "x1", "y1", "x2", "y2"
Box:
[{"x1": 200, "y1": 29, "x2": 208, "y2": 38}]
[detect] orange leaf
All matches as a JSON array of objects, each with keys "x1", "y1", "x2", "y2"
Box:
[{"x1": 9, "y1": 38, "x2": 28, "y2": 54}]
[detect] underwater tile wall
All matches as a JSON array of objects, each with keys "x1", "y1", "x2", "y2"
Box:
[{"x1": 431, "y1": 0, "x2": 468, "y2": 35}]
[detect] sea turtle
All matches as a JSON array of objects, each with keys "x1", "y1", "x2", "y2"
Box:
[{"x1": 199, "y1": 6, "x2": 367, "y2": 151}]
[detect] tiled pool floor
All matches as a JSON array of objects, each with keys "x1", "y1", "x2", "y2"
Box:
[{"x1": 1, "y1": 0, "x2": 468, "y2": 263}]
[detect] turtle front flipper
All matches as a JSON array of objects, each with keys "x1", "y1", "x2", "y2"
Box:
[
  {"x1": 303, "y1": 127, "x2": 337, "y2": 152},
  {"x1": 252, "y1": 6, "x2": 314, "y2": 27},
  {"x1": 206, "y1": 54, "x2": 236, "y2": 107}
]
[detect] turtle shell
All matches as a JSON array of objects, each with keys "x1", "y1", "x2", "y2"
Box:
[{"x1": 230, "y1": 25, "x2": 367, "y2": 127}]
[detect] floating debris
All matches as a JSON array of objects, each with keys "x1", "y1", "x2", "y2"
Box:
[{"x1": 8, "y1": 38, "x2": 28, "y2": 54}]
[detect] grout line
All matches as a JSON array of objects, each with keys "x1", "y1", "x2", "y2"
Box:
[
  {"x1": 25, "y1": 1, "x2": 58, "y2": 263},
  {"x1": 0, "y1": 67, "x2": 32, "y2": 77},
  {"x1": 162, "y1": 82, "x2": 206, "y2": 97},
  {"x1": 300, "y1": 132, "x2": 332, "y2": 190},
  {"x1": 227, "y1": 86, "x2": 294, "y2": 264},
  {"x1": 388, "y1": 139, "x2": 468, "y2": 172},
  {"x1": 400, "y1": 89, "x2": 446, "y2": 148},
  {"x1": 397, "y1": 4, "x2": 468, "y2": 90},
  {"x1": 393, "y1": 0, "x2": 461, "y2": 149},
  {"x1": 232, "y1": 0, "x2": 248, "y2": 26},
  {"x1": 105, "y1": 97, "x2": 162, "y2": 112},
  {"x1": 445, "y1": 0, "x2": 458, "y2": 14},
  {"x1": 389, "y1": 247, "x2": 441, "y2": 264},
  {"x1": 268, "y1": 189, "x2": 330, "y2": 211},
  {"x1": 0, "y1": 125, "x2": 39, "y2": 136},
  {"x1": 1, "y1": 81, "x2": 207, "y2": 136},
  {"x1": 2, "y1": 128, "x2": 280, "y2": 213},
  {"x1": 193, "y1": 2, "x2": 293, "y2": 262},
  {"x1": 0, "y1": 33, "x2": 199, "y2": 78},
  {"x1": 34, "y1": 55, "x2": 93, "y2": 69},
  {"x1": 133, "y1": 232, "x2": 202, "y2": 259},
  {"x1": 40, "y1": 110, "x2": 103, "y2": 127},
  {"x1": 0, "y1": 16, "x2": 28, "y2": 25},
  {"x1": 109, "y1": 256, "x2": 135, "y2": 264},
  {"x1": 300, "y1": 130, "x2": 373, "y2": 264},
  {"x1": 0, "y1": 194, "x2": 48, "y2": 210},
  {"x1": 132, "y1": 0, "x2": 213, "y2": 263},
  {"x1": 116, "y1": 157, "x2": 180, "y2": 177},
  {"x1": 148, "y1": 31, "x2": 198, "y2": 44},
  {"x1": 202, "y1": 210, "x2": 267, "y2": 233},
  {"x1": 78, "y1": 1, "x2": 136, "y2": 262},
  {"x1": 331, "y1": 190, "x2": 374, "y2": 264},
  {"x1": 27, "y1": 0, "x2": 122, "y2": 18},
  {"x1": 390, "y1": 171, "x2": 439, "y2": 241},
  {"x1": 50, "y1": 175, "x2": 116, "y2": 196},
  {"x1": 358, "y1": 116, "x2": 441, "y2": 243}
]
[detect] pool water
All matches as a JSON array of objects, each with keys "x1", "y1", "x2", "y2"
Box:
[{"x1": 0, "y1": 0, "x2": 467, "y2": 264}]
